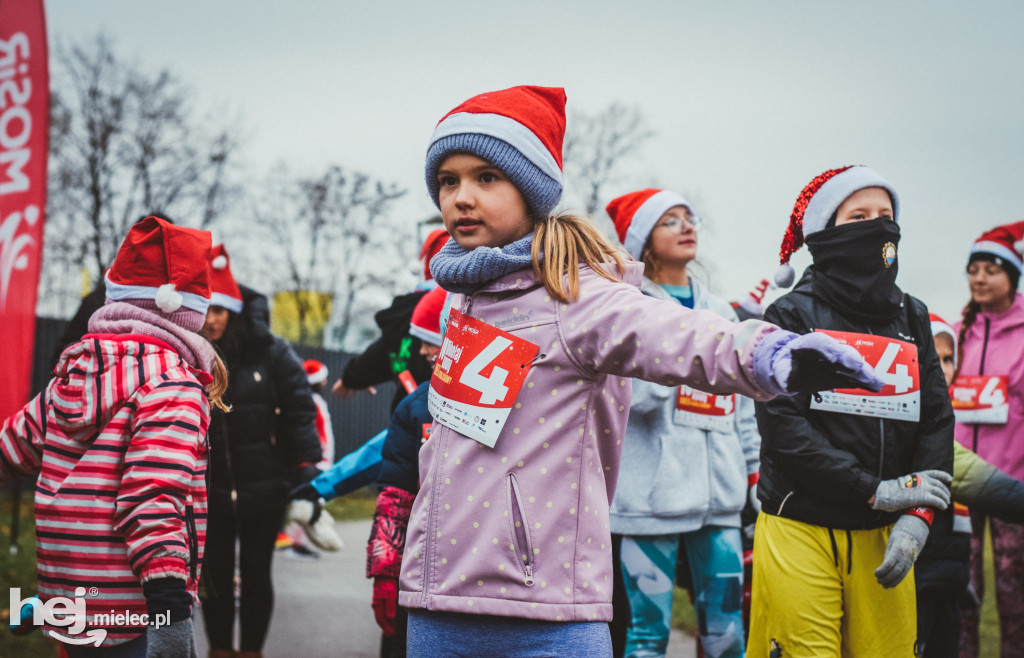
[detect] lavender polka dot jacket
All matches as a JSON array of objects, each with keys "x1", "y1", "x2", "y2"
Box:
[{"x1": 399, "y1": 261, "x2": 777, "y2": 622}]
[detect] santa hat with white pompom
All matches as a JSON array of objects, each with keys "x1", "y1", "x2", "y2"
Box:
[
  {"x1": 104, "y1": 216, "x2": 212, "y2": 332},
  {"x1": 774, "y1": 165, "x2": 899, "y2": 288},
  {"x1": 969, "y1": 221, "x2": 1024, "y2": 284},
  {"x1": 209, "y1": 244, "x2": 244, "y2": 313}
]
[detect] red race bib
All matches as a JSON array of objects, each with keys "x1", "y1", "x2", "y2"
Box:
[
  {"x1": 427, "y1": 310, "x2": 539, "y2": 447},
  {"x1": 674, "y1": 386, "x2": 735, "y2": 432},
  {"x1": 951, "y1": 375, "x2": 1009, "y2": 425},
  {"x1": 808, "y1": 330, "x2": 920, "y2": 421}
]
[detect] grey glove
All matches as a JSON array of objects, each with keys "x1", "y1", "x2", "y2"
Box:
[
  {"x1": 147, "y1": 618, "x2": 196, "y2": 658},
  {"x1": 871, "y1": 470, "x2": 952, "y2": 512},
  {"x1": 875, "y1": 515, "x2": 929, "y2": 589}
]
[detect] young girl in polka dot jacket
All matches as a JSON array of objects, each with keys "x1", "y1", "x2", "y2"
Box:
[{"x1": 400, "y1": 85, "x2": 883, "y2": 656}]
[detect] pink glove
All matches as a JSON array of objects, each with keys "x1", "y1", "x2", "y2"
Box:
[{"x1": 372, "y1": 577, "x2": 398, "y2": 637}]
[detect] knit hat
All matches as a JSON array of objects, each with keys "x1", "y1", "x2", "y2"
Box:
[
  {"x1": 208, "y1": 244, "x2": 243, "y2": 313},
  {"x1": 606, "y1": 188, "x2": 693, "y2": 261},
  {"x1": 104, "y1": 216, "x2": 212, "y2": 332},
  {"x1": 409, "y1": 285, "x2": 447, "y2": 347},
  {"x1": 736, "y1": 278, "x2": 775, "y2": 318},
  {"x1": 304, "y1": 359, "x2": 328, "y2": 386},
  {"x1": 425, "y1": 85, "x2": 566, "y2": 218},
  {"x1": 968, "y1": 221, "x2": 1024, "y2": 282},
  {"x1": 420, "y1": 228, "x2": 451, "y2": 280},
  {"x1": 775, "y1": 166, "x2": 899, "y2": 288},
  {"x1": 929, "y1": 313, "x2": 957, "y2": 369}
]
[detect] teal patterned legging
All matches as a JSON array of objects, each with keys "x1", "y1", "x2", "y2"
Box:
[{"x1": 620, "y1": 527, "x2": 744, "y2": 658}]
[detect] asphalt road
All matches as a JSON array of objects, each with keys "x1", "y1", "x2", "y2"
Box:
[{"x1": 194, "y1": 519, "x2": 696, "y2": 657}]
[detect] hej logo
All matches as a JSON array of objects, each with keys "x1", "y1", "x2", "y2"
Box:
[{"x1": 9, "y1": 587, "x2": 107, "y2": 646}]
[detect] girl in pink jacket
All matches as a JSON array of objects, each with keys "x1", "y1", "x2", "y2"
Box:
[
  {"x1": 954, "y1": 221, "x2": 1024, "y2": 657},
  {"x1": 400, "y1": 85, "x2": 882, "y2": 656},
  {"x1": 1, "y1": 217, "x2": 227, "y2": 657}
]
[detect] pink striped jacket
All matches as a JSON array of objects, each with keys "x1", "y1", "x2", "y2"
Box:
[{"x1": 0, "y1": 334, "x2": 211, "y2": 646}]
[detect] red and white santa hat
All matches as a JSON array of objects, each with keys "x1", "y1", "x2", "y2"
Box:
[
  {"x1": 775, "y1": 166, "x2": 899, "y2": 288},
  {"x1": 606, "y1": 188, "x2": 693, "y2": 261},
  {"x1": 929, "y1": 313, "x2": 957, "y2": 368},
  {"x1": 969, "y1": 221, "x2": 1024, "y2": 281},
  {"x1": 209, "y1": 244, "x2": 244, "y2": 313},
  {"x1": 105, "y1": 216, "x2": 212, "y2": 331},
  {"x1": 420, "y1": 228, "x2": 451, "y2": 281},
  {"x1": 304, "y1": 359, "x2": 329, "y2": 386},
  {"x1": 409, "y1": 285, "x2": 447, "y2": 347},
  {"x1": 425, "y1": 85, "x2": 566, "y2": 218},
  {"x1": 737, "y1": 278, "x2": 776, "y2": 318}
]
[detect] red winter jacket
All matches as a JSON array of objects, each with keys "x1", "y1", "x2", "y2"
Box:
[{"x1": 0, "y1": 335, "x2": 210, "y2": 646}]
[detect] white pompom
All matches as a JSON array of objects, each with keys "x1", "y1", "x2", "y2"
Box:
[
  {"x1": 154, "y1": 283, "x2": 183, "y2": 313},
  {"x1": 774, "y1": 263, "x2": 796, "y2": 288},
  {"x1": 212, "y1": 255, "x2": 228, "y2": 270},
  {"x1": 1015, "y1": 239, "x2": 1024, "y2": 255}
]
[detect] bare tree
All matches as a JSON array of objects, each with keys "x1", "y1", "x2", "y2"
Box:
[
  {"x1": 563, "y1": 103, "x2": 655, "y2": 217},
  {"x1": 246, "y1": 164, "x2": 409, "y2": 347},
  {"x1": 40, "y1": 34, "x2": 243, "y2": 316}
]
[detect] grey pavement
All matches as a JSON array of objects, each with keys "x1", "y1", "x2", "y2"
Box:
[{"x1": 195, "y1": 518, "x2": 696, "y2": 657}]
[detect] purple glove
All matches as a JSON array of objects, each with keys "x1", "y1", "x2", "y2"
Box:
[{"x1": 753, "y1": 330, "x2": 885, "y2": 396}]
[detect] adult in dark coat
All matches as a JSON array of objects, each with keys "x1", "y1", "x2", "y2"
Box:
[
  {"x1": 332, "y1": 228, "x2": 449, "y2": 411},
  {"x1": 201, "y1": 283, "x2": 321, "y2": 658}
]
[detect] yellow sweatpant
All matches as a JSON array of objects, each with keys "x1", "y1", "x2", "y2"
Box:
[{"x1": 747, "y1": 512, "x2": 918, "y2": 657}]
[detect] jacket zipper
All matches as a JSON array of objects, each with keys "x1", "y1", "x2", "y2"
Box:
[
  {"x1": 185, "y1": 505, "x2": 198, "y2": 582},
  {"x1": 972, "y1": 317, "x2": 991, "y2": 452},
  {"x1": 219, "y1": 415, "x2": 239, "y2": 516},
  {"x1": 505, "y1": 473, "x2": 536, "y2": 586}
]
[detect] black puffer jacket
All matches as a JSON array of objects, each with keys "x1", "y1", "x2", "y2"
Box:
[
  {"x1": 755, "y1": 269, "x2": 954, "y2": 530},
  {"x1": 208, "y1": 286, "x2": 321, "y2": 516}
]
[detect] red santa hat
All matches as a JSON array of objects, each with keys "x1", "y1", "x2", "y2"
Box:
[
  {"x1": 425, "y1": 85, "x2": 566, "y2": 218},
  {"x1": 209, "y1": 244, "x2": 244, "y2": 313},
  {"x1": 775, "y1": 166, "x2": 899, "y2": 288},
  {"x1": 736, "y1": 278, "x2": 776, "y2": 318},
  {"x1": 606, "y1": 188, "x2": 694, "y2": 261},
  {"x1": 420, "y1": 228, "x2": 451, "y2": 281},
  {"x1": 929, "y1": 313, "x2": 957, "y2": 368},
  {"x1": 105, "y1": 216, "x2": 212, "y2": 331},
  {"x1": 304, "y1": 359, "x2": 328, "y2": 386},
  {"x1": 969, "y1": 221, "x2": 1024, "y2": 281},
  {"x1": 409, "y1": 285, "x2": 447, "y2": 347}
]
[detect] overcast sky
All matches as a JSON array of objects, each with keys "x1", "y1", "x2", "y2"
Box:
[{"x1": 45, "y1": 0, "x2": 1023, "y2": 322}]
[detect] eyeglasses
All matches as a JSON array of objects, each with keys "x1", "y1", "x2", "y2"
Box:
[{"x1": 654, "y1": 215, "x2": 702, "y2": 232}]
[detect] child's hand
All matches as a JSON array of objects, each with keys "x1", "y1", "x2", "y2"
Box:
[
  {"x1": 372, "y1": 577, "x2": 398, "y2": 636},
  {"x1": 146, "y1": 618, "x2": 195, "y2": 658},
  {"x1": 754, "y1": 330, "x2": 885, "y2": 395}
]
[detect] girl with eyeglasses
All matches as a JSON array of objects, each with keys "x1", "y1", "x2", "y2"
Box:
[{"x1": 605, "y1": 189, "x2": 754, "y2": 657}]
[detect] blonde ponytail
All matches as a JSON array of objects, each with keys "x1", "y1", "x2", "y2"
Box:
[
  {"x1": 207, "y1": 352, "x2": 231, "y2": 412},
  {"x1": 532, "y1": 213, "x2": 627, "y2": 303}
]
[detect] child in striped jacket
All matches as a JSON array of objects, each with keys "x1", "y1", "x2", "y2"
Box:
[{"x1": 1, "y1": 217, "x2": 227, "y2": 657}]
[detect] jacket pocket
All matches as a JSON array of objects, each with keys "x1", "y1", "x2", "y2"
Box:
[
  {"x1": 185, "y1": 505, "x2": 198, "y2": 582},
  {"x1": 505, "y1": 473, "x2": 536, "y2": 586}
]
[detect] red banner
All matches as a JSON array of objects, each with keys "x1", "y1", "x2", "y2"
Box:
[{"x1": 0, "y1": 0, "x2": 48, "y2": 419}]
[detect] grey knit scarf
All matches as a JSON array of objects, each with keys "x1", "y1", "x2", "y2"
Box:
[{"x1": 429, "y1": 233, "x2": 535, "y2": 294}]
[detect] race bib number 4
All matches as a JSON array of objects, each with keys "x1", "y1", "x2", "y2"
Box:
[
  {"x1": 427, "y1": 310, "x2": 539, "y2": 447},
  {"x1": 809, "y1": 330, "x2": 920, "y2": 422},
  {"x1": 951, "y1": 375, "x2": 1009, "y2": 425},
  {"x1": 674, "y1": 386, "x2": 735, "y2": 432}
]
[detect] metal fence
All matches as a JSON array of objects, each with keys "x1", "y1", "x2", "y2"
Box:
[{"x1": 31, "y1": 317, "x2": 395, "y2": 461}]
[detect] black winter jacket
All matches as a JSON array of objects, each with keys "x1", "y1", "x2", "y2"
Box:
[
  {"x1": 755, "y1": 269, "x2": 954, "y2": 530},
  {"x1": 341, "y1": 290, "x2": 433, "y2": 412},
  {"x1": 377, "y1": 380, "x2": 432, "y2": 494},
  {"x1": 208, "y1": 286, "x2": 321, "y2": 516}
]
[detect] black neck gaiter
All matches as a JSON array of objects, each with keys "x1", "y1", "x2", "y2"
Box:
[{"x1": 805, "y1": 219, "x2": 904, "y2": 323}]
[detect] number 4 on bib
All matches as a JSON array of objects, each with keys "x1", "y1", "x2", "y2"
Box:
[
  {"x1": 428, "y1": 310, "x2": 539, "y2": 447},
  {"x1": 809, "y1": 330, "x2": 920, "y2": 422}
]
